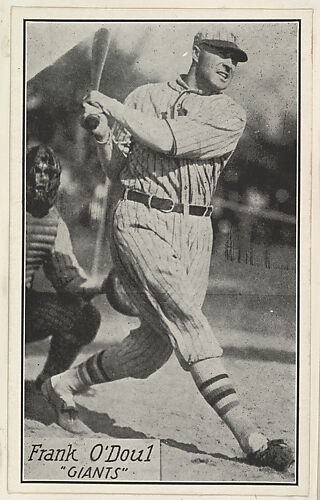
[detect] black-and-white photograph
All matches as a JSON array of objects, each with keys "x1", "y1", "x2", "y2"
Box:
[{"x1": 21, "y1": 17, "x2": 301, "y2": 486}]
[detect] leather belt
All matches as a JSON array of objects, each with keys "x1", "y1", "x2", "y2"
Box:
[{"x1": 121, "y1": 188, "x2": 213, "y2": 217}]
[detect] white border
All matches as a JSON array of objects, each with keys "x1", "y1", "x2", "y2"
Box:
[{"x1": 3, "y1": 4, "x2": 317, "y2": 499}]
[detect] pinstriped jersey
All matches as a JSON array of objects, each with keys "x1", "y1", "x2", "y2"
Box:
[
  {"x1": 26, "y1": 207, "x2": 87, "y2": 293},
  {"x1": 112, "y1": 75, "x2": 246, "y2": 206}
]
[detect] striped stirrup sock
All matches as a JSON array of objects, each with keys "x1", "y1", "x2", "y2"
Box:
[
  {"x1": 190, "y1": 358, "x2": 240, "y2": 418},
  {"x1": 77, "y1": 351, "x2": 110, "y2": 387}
]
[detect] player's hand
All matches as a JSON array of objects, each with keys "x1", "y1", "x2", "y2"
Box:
[
  {"x1": 83, "y1": 91, "x2": 116, "y2": 117},
  {"x1": 81, "y1": 101, "x2": 111, "y2": 142}
]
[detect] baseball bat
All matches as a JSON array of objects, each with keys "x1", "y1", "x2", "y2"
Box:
[
  {"x1": 87, "y1": 28, "x2": 112, "y2": 277},
  {"x1": 82, "y1": 28, "x2": 111, "y2": 131},
  {"x1": 91, "y1": 176, "x2": 111, "y2": 278}
]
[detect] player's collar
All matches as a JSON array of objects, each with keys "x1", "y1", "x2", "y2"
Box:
[{"x1": 168, "y1": 75, "x2": 217, "y2": 95}]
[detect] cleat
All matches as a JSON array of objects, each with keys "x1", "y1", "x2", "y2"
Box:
[
  {"x1": 247, "y1": 439, "x2": 294, "y2": 472},
  {"x1": 41, "y1": 378, "x2": 91, "y2": 435}
]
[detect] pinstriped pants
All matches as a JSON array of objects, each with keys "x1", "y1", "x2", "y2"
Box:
[{"x1": 109, "y1": 199, "x2": 223, "y2": 371}]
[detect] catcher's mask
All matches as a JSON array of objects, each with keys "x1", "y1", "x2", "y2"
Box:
[{"x1": 26, "y1": 144, "x2": 61, "y2": 216}]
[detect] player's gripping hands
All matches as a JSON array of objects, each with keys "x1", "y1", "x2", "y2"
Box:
[
  {"x1": 81, "y1": 97, "x2": 112, "y2": 144},
  {"x1": 82, "y1": 90, "x2": 173, "y2": 154},
  {"x1": 81, "y1": 92, "x2": 128, "y2": 178},
  {"x1": 83, "y1": 91, "x2": 120, "y2": 118}
]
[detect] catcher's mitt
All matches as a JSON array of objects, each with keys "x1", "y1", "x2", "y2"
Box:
[{"x1": 104, "y1": 268, "x2": 139, "y2": 317}]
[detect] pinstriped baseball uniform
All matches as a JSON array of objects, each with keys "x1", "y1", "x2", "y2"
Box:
[
  {"x1": 113, "y1": 77, "x2": 245, "y2": 206},
  {"x1": 108, "y1": 76, "x2": 246, "y2": 368},
  {"x1": 45, "y1": 35, "x2": 295, "y2": 471}
]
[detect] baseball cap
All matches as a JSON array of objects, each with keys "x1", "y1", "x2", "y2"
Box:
[{"x1": 194, "y1": 25, "x2": 248, "y2": 62}]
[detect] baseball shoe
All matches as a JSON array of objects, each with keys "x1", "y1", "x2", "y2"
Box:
[
  {"x1": 41, "y1": 378, "x2": 91, "y2": 435},
  {"x1": 36, "y1": 372, "x2": 96, "y2": 396},
  {"x1": 247, "y1": 439, "x2": 294, "y2": 472}
]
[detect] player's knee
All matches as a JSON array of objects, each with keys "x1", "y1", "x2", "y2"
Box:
[
  {"x1": 132, "y1": 345, "x2": 173, "y2": 379},
  {"x1": 133, "y1": 365, "x2": 156, "y2": 379}
]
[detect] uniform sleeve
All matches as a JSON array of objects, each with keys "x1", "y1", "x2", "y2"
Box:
[
  {"x1": 112, "y1": 89, "x2": 140, "y2": 157},
  {"x1": 165, "y1": 96, "x2": 246, "y2": 160}
]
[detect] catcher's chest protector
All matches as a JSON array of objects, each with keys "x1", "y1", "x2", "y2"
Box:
[{"x1": 26, "y1": 208, "x2": 59, "y2": 288}]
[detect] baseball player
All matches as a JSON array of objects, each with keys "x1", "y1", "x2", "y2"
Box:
[
  {"x1": 42, "y1": 27, "x2": 294, "y2": 471},
  {"x1": 25, "y1": 144, "x2": 109, "y2": 393}
]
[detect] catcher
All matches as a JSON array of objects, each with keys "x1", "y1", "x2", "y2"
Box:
[{"x1": 25, "y1": 144, "x2": 120, "y2": 389}]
